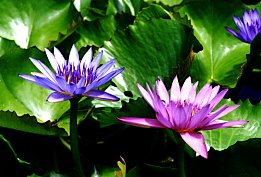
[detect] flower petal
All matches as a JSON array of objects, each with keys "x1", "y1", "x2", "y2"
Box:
[
  {"x1": 96, "y1": 59, "x2": 116, "y2": 78},
  {"x1": 180, "y1": 76, "x2": 192, "y2": 103},
  {"x1": 29, "y1": 58, "x2": 57, "y2": 84},
  {"x1": 80, "y1": 47, "x2": 93, "y2": 72},
  {"x1": 180, "y1": 132, "x2": 208, "y2": 159},
  {"x1": 68, "y1": 45, "x2": 80, "y2": 69},
  {"x1": 19, "y1": 74, "x2": 61, "y2": 92},
  {"x1": 170, "y1": 76, "x2": 181, "y2": 102},
  {"x1": 90, "y1": 51, "x2": 103, "y2": 72},
  {"x1": 47, "y1": 92, "x2": 73, "y2": 102},
  {"x1": 45, "y1": 48, "x2": 58, "y2": 73},
  {"x1": 54, "y1": 47, "x2": 66, "y2": 68},
  {"x1": 137, "y1": 83, "x2": 155, "y2": 109},
  {"x1": 156, "y1": 77, "x2": 169, "y2": 104},
  {"x1": 200, "y1": 120, "x2": 248, "y2": 130},
  {"x1": 85, "y1": 68, "x2": 124, "y2": 93},
  {"x1": 118, "y1": 117, "x2": 166, "y2": 128},
  {"x1": 84, "y1": 90, "x2": 119, "y2": 101}
]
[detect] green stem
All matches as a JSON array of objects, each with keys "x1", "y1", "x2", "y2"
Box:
[
  {"x1": 178, "y1": 142, "x2": 186, "y2": 177},
  {"x1": 70, "y1": 97, "x2": 85, "y2": 177}
]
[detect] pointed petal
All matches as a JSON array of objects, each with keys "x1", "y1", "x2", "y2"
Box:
[
  {"x1": 90, "y1": 51, "x2": 103, "y2": 72},
  {"x1": 54, "y1": 47, "x2": 66, "y2": 67},
  {"x1": 86, "y1": 68, "x2": 124, "y2": 92},
  {"x1": 96, "y1": 59, "x2": 116, "y2": 78},
  {"x1": 156, "y1": 77, "x2": 169, "y2": 104},
  {"x1": 201, "y1": 120, "x2": 248, "y2": 130},
  {"x1": 68, "y1": 45, "x2": 80, "y2": 68},
  {"x1": 80, "y1": 47, "x2": 93, "y2": 72},
  {"x1": 209, "y1": 89, "x2": 228, "y2": 108},
  {"x1": 188, "y1": 81, "x2": 198, "y2": 103},
  {"x1": 19, "y1": 74, "x2": 61, "y2": 92},
  {"x1": 180, "y1": 132, "x2": 208, "y2": 159},
  {"x1": 181, "y1": 76, "x2": 192, "y2": 103},
  {"x1": 84, "y1": 90, "x2": 119, "y2": 101},
  {"x1": 170, "y1": 76, "x2": 181, "y2": 102},
  {"x1": 137, "y1": 83, "x2": 154, "y2": 109},
  {"x1": 45, "y1": 48, "x2": 58, "y2": 73},
  {"x1": 194, "y1": 83, "x2": 210, "y2": 106},
  {"x1": 118, "y1": 117, "x2": 166, "y2": 128},
  {"x1": 47, "y1": 92, "x2": 73, "y2": 102},
  {"x1": 187, "y1": 105, "x2": 211, "y2": 130}
]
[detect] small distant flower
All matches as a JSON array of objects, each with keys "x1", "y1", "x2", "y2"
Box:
[
  {"x1": 19, "y1": 45, "x2": 124, "y2": 102},
  {"x1": 118, "y1": 76, "x2": 248, "y2": 158},
  {"x1": 226, "y1": 9, "x2": 261, "y2": 43}
]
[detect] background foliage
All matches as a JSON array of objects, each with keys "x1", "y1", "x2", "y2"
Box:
[{"x1": 0, "y1": 0, "x2": 260, "y2": 176}]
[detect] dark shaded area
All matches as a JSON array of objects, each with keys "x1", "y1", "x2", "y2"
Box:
[{"x1": 1, "y1": 121, "x2": 260, "y2": 176}]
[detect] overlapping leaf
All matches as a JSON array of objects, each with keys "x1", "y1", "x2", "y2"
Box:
[
  {"x1": 0, "y1": 0, "x2": 76, "y2": 50},
  {"x1": 102, "y1": 5, "x2": 195, "y2": 98},
  {"x1": 203, "y1": 99, "x2": 261, "y2": 151},
  {"x1": 177, "y1": 0, "x2": 250, "y2": 87},
  {"x1": 0, "y1": 46, "x2": 69, "y2": 123}
]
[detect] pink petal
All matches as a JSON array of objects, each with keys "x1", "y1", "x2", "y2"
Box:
[
  {"x1": 180, "y1": 132, "x2": 208, "y2": 159},
  {"x1": 47, "y1": 92, "x2": 73, "y2": 102},
  {"x1": 137, "y1": 83, "x2": 154, "y2": 109},
  {"x1": 180, "y1": 76, "x2": 192, "y2": 103},
  {"x1": 118, "y1": 117, "x2": 166, "y2": 128},
  {"x1": 170, "y1": 76, "x2": 181, "y2": 102},
  {"x1": 156, "y1": 77, "x2": 169, "y2": 104},
  {"x1": 188, "y1": 81, "x2": 198, "y2": 103},
  {"x1": 194, "y1": 83, "x2": 210, "y2": 106},
  {"x1": 200, "y1": 120, "x2": 248, "y2": 130}
]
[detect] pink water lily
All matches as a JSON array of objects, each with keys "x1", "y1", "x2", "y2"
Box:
[{"x1": 118, "y1": 76, "x2": 248, "y2": 158}]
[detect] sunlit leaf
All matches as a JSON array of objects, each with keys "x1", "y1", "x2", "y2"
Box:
[
  {"x1": 0, "y1": 47, "x2": 69, "y2": 122},
  {"x1": 203, "y1": 99, "x2": 261, "y2": 151},
  {"x1": 177, "y1": 0, "x2": 250, "y2": 87},
  {"x1": 0, "y1": 0, "x2": 77, "y2": 50},
  {"x1": 102, "y1": 5, "x2": 195, "y2": 98}
]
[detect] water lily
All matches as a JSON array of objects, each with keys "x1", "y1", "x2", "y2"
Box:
[
  {"x1": 118, "y1": 76, "x2": 248, "y2": 158},
  {"x1": 19, "y1": 45, "x2": 124, "y2": 102},
  {"x1": 226, "y1": 9, "x2": 261, "y2": 43}
]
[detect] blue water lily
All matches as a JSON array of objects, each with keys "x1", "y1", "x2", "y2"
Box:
[
  {"x1": 19, "y1": 45, "x2": 124, "y2": 102},
  {"x1": 226, "y1": 9, "x2": 261, "y2": 43}
]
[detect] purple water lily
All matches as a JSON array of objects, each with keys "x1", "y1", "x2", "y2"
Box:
[
  {"x1": 226, "y1": 9, "x2": 261, "y2": 43},
  {"x1": 19, "y1": 45, "x2": 124, "y2": 102},
  {"x1": 118, "y1": 76, "x2": 248, "y2": 158}
]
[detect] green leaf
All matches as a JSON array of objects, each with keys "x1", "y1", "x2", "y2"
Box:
[
  {"x1": 91, "y1": 165, "x2": 120, "y2": 177},
  {"x1": 0, "y1": 47, "x2": 69, "y2": 123},
  {"x1": 203, "y1": 99, "x2": 261, "y2": 151},
  {"x1": 0, "y1": 111, "x2": 66, "y2": 136},
  {"x1": 144, "y1": 0, "x2": 183, "y2": 6},
  {"x1": 103, "y1": 7, "x2": 195, "y2": 98},
  {"x1": 76, "y1": 15, "x2": 117, "y2": 47},
  {"x1": 0, "y1": 0, "x2": 76, "y2": 50},
  {"x1": 177, "y1": 0, "x2": 250, "y2": 87}
]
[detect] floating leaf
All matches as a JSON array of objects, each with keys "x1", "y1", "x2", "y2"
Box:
[
  {"x1": 177, "y1": 0, "x2": 250, "y2": 87},
  {"x1": 203, "y1": 99, "x2": 261, "y2": 151},
  {"x1": 0, "y1": 47, "x2": 69, "y2": 122},
  {"x1": 103, "y1": 6, "x2": 195, "y2": 98},
  {"x1": 0, "y1": 0, "x2": 76, "y2": 50}
]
